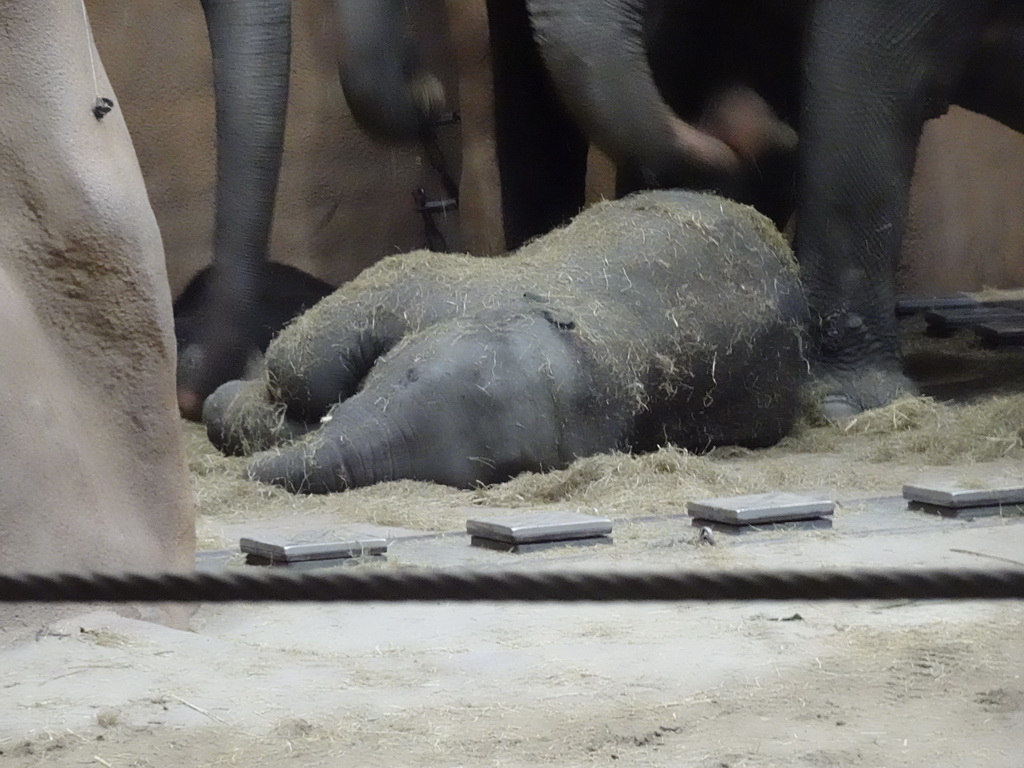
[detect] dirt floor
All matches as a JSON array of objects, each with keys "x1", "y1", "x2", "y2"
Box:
[{"x1": 1, "y1": 316, "x2": 1023, "y2": 767}]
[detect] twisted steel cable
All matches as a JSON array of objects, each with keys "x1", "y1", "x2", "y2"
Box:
[{"x1": 0, "y1": 567, "x2": 1021, "y2": 603}]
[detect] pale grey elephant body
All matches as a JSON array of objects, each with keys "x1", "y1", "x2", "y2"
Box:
[
  {"x1": 1, "y1": 0, "x2": 194, "y2": 630},
  {"x1": 204, "y1": 190, "x2": 808, "y2": 493}
]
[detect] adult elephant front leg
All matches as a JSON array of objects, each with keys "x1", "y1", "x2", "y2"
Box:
[
  {"x1": 795, "y1": 0, "x2": 992, "y2": 419},
  {"x1": 177, "y1": 0, "x2": 291, "y2": 421}
]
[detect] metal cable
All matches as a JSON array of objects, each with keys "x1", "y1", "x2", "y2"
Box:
[{"x1": 0, "y1": 568, "x2": 1021, "y2": 603}]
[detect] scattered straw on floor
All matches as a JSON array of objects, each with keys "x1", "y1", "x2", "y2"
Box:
[{"x1": 184, "y1": 379, "x2": 1024, "y2": 546}]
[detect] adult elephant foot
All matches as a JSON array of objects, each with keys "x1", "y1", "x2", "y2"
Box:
[
  {"x1": 811, "y1": 365, "x2": 917, "y2": 421},
  {"x1": 804, "y1": 305, "x2": 918, "y2": 420},
  {"x1": 174, "y1": 263, "x2": 336, "y2": 422},
  {"x1": 204, "y1": 190, "x2": 809, "y2": 493}
]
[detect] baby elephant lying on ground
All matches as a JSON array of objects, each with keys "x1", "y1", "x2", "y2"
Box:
[{"x1": 204, "y1": 190, "x2": 808, "y2": 493}]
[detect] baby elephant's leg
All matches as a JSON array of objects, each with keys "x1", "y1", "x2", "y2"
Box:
[{"x1": 247, "y1": 302, "x2": 624, "y2": 492}]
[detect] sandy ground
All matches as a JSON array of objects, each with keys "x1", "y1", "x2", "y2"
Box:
[{"x1": 1, "y1": 317, "x2": 1023, "y2": 767}]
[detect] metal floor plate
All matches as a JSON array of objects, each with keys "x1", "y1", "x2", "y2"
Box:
[
  {"x1": 470, "y1": 535, "x2": 614, "y2": 554},
  {"x1": 902, "y1": 480, "x2": 1024, "y2": 509},
  {"x1": 465, "y1": 509, "x2": 613, "y2": 544},
  {"x1": 240, "y1": 531, "x2": 388, "y2": 563},
  {"x1": 687, "y1": 492, "x2": 835, "y2": 525}
]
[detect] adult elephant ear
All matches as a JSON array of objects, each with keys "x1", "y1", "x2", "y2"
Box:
[{"x1": 332, "y1": 0, "x2": 448, "y2": 140}]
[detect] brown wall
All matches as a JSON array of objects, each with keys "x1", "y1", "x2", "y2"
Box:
[
  {"x1": 88, "y1": 0, "x2": 462, "y2": 299},
  {"x1": 902, "y1": 107, "x2": 1024, "y2": 294}
]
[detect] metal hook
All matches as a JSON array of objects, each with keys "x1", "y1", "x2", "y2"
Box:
[{"x1": 93, "y1": 96, "x2": 114, "y2": 120}]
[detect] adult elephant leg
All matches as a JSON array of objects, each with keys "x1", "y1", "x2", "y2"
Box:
[
  {"x1": 332, "y1": 0, "x2": 446, "y2": 140},
  {"x1": 1, "y1": 0, "x2": 194, "y2": 630},
  {"x1": 177, "y1": 0, "x2": 291, "y2": 421},
  {"x1": 795, "y1": 0, "x2": 991, "y2": 418}
]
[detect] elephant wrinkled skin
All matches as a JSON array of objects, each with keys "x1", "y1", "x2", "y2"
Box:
[
  {"x1": 796, "y1": 0, "x2": 1024, "y2": 417},
  {"x1": 0, "y1": 2, "x2": 194, "y2": 631},
  {"x1": 204, "y1": 191, "x2": 808, "y2": 493}
]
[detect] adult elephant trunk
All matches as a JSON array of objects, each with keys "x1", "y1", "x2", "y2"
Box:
[
  {"x1": 526, "y1": 0, "x2": 743, "y2": 189},
  {"x1": 332, "y1": 0, "x2": 446, "y2": 140},
  {"x1": 178, "y1": 0, "x2": 291, "y2": 421}
]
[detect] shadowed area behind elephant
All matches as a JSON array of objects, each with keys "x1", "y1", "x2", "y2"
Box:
[
  {"x1": 203, "y1": 190, "x2": 808, "y2": 493},
  {"x1": 173, "y1": 262, "x2": 335, "y2": 391}
]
